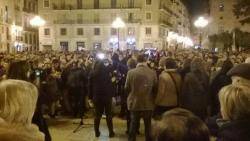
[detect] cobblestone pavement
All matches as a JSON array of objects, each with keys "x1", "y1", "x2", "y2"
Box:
[{"x1": 48, "y1": 117, "x2": 145, "y2": 141}]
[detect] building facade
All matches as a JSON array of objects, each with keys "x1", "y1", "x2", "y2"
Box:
[
  {"x1": 38, "y1": 0, "x2": 191, "y2": 51},
  {"x1": 209, "y1": 0, "x2": 250, "y2": 35},
  {"x1": 0, "y1": 0, "x2": 38, "y2": 53}
]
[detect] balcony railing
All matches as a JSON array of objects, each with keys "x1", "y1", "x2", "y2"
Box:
[
  {"x1": 160, "y1": 5, "x2": 180, "y2": 19},
  {"x1": 51, "y1": 3, "x2": 141, "y2": 10},
  {"x1": 54, "y1": 19, "x2": 141, "y2": 24},
  {"x1": 159, "y1": 19, "x2": 173, "y2": 27}
]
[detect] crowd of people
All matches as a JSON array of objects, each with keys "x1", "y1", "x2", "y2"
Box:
[{"x1": 0, "y1": 48, "x2": 249, "y2": 141}]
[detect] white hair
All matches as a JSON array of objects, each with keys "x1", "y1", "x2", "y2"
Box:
[
  {"x1": 231, "y1": 76, "x2": 250, "y2": 87},
  {"x1": 245, "y1": 57, "x2": 250, "y2": 63},
  {"x1": 0, "y1": 79, "x2": 38, "y2": 125}
]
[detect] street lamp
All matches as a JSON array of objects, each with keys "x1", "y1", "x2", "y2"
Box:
[
  {"x1": 30, "y1": 16, "x2": 46, "y2": 27},
  {"x1": 30, "y1": 16, "x2": 46, "y2": 51},
  {"x1": 112, "y1": 17, "x2": 125, "y2": 50},
  {"x1": 194, "y1": 16, "x2": 208, "y2": 48}
]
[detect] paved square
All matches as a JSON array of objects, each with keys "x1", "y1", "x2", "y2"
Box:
[{"x1": 48, "y1": 117, "x2": 145, "y2": 141}]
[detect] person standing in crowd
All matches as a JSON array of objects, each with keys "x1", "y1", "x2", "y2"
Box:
[
  {"x1": 227, "y1": 63, "x2": 250, "y2": 86},
  {"x1": 90, "y1": 58, "x2": 115, "y2": 138},
  {"x1": 152, "y1": 108, "x2": 210, "y2": 141},
  {"x1": 66, "y1": 61, "x2": 87, "y2": 117},
  {"x1": 207, "y1": 63, "x2": 250, "y2": 137},
  {"x1": 210, "y1": 60, "x2": 233, "y2": 116},
  {"x1": 125, "y1": 54, "x2": 157, "y2": 141},
  {"x1": 156, "y1": 56, "x2": 167, "y2": 77},
  {"x1": 0, "y1": 80, "x2": 44, "y2": 141},
  {"x1": 179, "y1": 58, "x2": 192, "y2": 80},
  {"x1": 217, "y1": 84, "x2": 250, "y2": 141},
  {"x1": 125, "y1": 57, "x2": 137, "y2": 134},
  {"x1": 7, "y1": 60, "x2": 51, "y2": 141},
  {"x1": 155, "y1": 58, "x2": 182, "y2": 117},
  {"x1": 181, "y1": 58, "x2": 210, "y2": 120}
]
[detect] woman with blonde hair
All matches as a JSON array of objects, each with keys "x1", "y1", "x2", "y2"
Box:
[
  {"x1": 0, "y1": 79, "x2": 44, "y2": 141},
  {"x1": 217, "y1": 84, "x2": 250, "y2": 141}
]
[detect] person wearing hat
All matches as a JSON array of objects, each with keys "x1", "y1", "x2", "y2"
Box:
[
  {"x1": 227, "y1": 63, "x2": 250, "y2": 86},
  {"x1": 207, "y1": 63, "x2": 250, "y2": 137}
]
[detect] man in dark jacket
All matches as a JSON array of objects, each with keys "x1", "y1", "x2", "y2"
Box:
[
  {"x1": 67, "y1": 61, "x2": 87, "y2": 117},
  {"x1": 90, "y1": 59, "x2": 115, "y2": 138},
  {"x1": 125, "y1": 54, "x2": 157, "y2": 141}
]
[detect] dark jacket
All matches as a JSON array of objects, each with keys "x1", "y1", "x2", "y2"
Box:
[
  {"x1": 181, "y1": 71, "x2": 209, "y2": 120},
  {"x1": 210, "y1": 60, "x2": 233, "y2": 115},
  {"x1": 90, "y1": 60, "x2": 114, "y2": 101},
  {"x1": 217, "y1": 120, "x2": 250, "y2": 141},
  {"x1": 210, "y1": 73, "x2": 231, "y2": 115},
  {"x1": 67, "y1": 67, "x2": 87, "y2": 88}
]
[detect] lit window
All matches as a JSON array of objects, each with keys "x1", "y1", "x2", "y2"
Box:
[
  {"x1": 145, "y1": 27, "x2": 151, "y2": 35},
  {"x1": 77, "y1": 28, "x2": 84, "y2": 35},
  {"x1": 128, "y1": 27, "x2": 135, "y2": 35},
  {"x1": 219, "y1": 4, "x2": 224, "y2": 11},
  {"x1": 44, "y1": 28, "x2": 50, "y2": 35},
  {"x1": 146, "y1": 0, "x2": 151, "y2": 5},
  {"x1": 44, "y1": 0, "x2": 49, "y2": 8},
  {"x1": 146, "y1": 13, "x2": 151, "y2": 20},
  {"x1": 111, "y1": 0, "x2": 116, "y2": 8},
  {"x1": 60, "y1": 28, "x2": 67, "y2": 35},
  {"x1": 94, "y1": 28, "x2": 100, "y2": 35}
]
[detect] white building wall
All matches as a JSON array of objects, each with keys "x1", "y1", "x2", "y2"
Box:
[
  {"x1": 209, "y1": 0, "x2": 250, "y2": 35},
  {"x1": 38, "y1": 0, "x2": 191, "y2": 51}
]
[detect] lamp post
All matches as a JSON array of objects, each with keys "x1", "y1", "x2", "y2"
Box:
[
  {"x1": 112, "y1": 17, "x2": 125, "y2": 50},
  {"x1": 194, "y1": 16, "x2": 208, "y2": 48},
  {"x1": 30, "y1": 16, "x2": 46, "y2": 51}
]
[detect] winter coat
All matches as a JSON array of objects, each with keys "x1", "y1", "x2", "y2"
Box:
[
  {"x1": 125, "y1": 64, "x2": 157, "y2": 111},
  {"x1": 0, "y1": 118, "x2": 44, "y2": 141},
  {"x1": 155, "y1": 69, "x2": 182, "y2": 107},
  {"x1": 210, "y1": 72, "x2": 232, "y2": 115},
  {"x1": 217, "y1": 120, "x2": 250, "y2": 141},
  {"x1": 67, "y1": 67, "x2": 87, "y2": 88},
  {"x1": 90, "y1": 61, "x2": 115, "y2": 102},
  {"x1": 181, "y1": 71, "x2": 209, "y2": 119}
]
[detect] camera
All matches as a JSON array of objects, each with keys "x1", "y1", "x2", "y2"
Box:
[{"x1": 35, "y1": 69, "x2": 42, "y2": 76}]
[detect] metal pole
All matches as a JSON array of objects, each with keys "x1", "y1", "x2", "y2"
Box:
[
  {"x1": 199, "y1": 30, "x2": 202, "y2": 48},
  {"x1": 118, "y1": 28, "x2": 120, "y2": 50}
]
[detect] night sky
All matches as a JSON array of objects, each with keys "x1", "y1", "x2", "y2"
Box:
[{"x1": 184, "y1": 0, "x2": 209, "y2": 18}]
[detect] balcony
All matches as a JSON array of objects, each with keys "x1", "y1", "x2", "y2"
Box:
[
  {"x1": 53, "y1": 18, "x2": 141, "y2": 25},
  {"x1": 54, "y1": 19, "x2": 76, "y2": 24},
  {"x1": 159, "y1": 19, "x2": 173, "y2": 27},
  {"x1": 160, "y1": 5, "x2": 173, "y2": 15},
  {"x1": 51, "y1": 3, "x2": 141, "y2": 10}
]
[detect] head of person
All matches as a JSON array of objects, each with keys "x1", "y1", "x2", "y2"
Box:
[
  {"x1": 227, "y1": 63, "x2": 250, "y2": 86},
  {"x1": 165, "y1": 58, "x2": 177, "y2": 69},
  {"x1": 183, "y1": 58, "x2": 192, "y2": 70},
  {"x1": 190, "y1": 57, "x2": 205, "y2": 73},
  {"x1": 8, "y1": 60, "x2": 30, "y2": 81},
  {"x1": 127, "y1": 58, "x2": 137, "y2": 70},
  {"x1": 220, "y1": 59, "x2": 233, "y2": 74},
  {"x1": 137, "y1": 54, "x2": 146, "y2": 63},
  {"x1": 219, "y1": 84, "x2": 250, "y2": 121},
  {"x1": 153, "y1": 108, "x2": 210, "y2": 141},
  {"x1": 0, "y1": 79, "x2": 38, "y2": 126}
]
